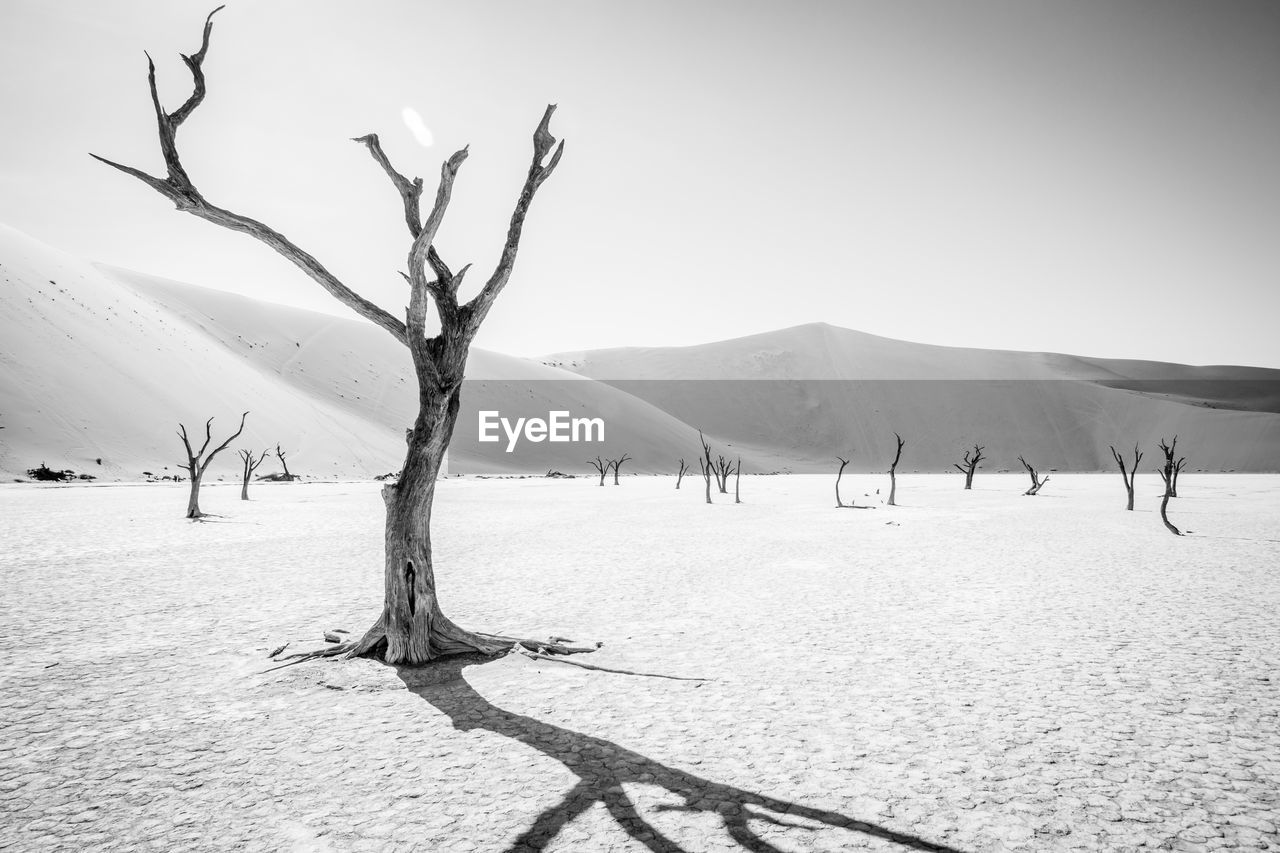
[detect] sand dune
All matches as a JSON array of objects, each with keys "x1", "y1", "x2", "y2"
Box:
[
  {"x1": 547, "y1": 324, "x2": 1280, "y2": 472},
  {"x1": 0, "y1": 224, "x2": 732, "y2": 480}
]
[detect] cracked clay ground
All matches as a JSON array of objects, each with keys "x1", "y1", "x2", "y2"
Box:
[{"x1": 1, "y1": 474, "x2": 1278, "y2": 852}]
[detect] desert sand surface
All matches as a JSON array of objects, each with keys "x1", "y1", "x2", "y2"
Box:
[{"x1": 2, "y1": 474, "x2": 1277, "y2": 852}]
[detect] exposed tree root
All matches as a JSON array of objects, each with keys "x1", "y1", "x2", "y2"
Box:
[
  {"x1": 264, "y1": 614, "x2": 597, "y2": 672},
  {"x1": 521, "y1": 650, "x2": 712, "y2": 682}
]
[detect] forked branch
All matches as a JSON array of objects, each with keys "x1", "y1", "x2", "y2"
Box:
[
  {"x1": 464, "y1": 105, "x2": 565, "y2": 333},
  {"x1": 91, "y1": 7, "x2": 405, "y2": 346}
]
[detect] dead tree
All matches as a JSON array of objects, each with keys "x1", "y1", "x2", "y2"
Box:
[
  {"x1": 1171, "y1": 456, "x2": 1187, "y2": 498},
  {"x1": 1156, "y1": 437, "x2": 1183, "y2": 535},
  {"x1": 1017, "y1": 455, "x2": 1049, "y2": 495},
  {"x1": 274, "y1": 443, "x2": 298, "y2": 481},
  {"x1": 1108, "y1": 443, "x2": 1142, "y2": 511},
  {"x1": 835, "y1": 456, "x2": 851, "y2": 508},
  {"x1": 675, "y1": 458, "x2": 689, "y2": 489},
  {"x1": 887, "y1": 433, "x2": 905, "y2": 506},
  {"x1": 697, "y1": 457, "x2": 712, "y2": 504},
  {"x1": 177, "y1": 412, "x2": 247, "y2": 518},
  {"x1": 94, "y1": 8, "x2": 589, "y2": 664},
  {"x1": 609, "y1": 453, "x2": 631, "y2": 485},
  {"x1": 713, "y1": 455, "x2": 734, "y2": 494},
  {"x1": 734, "y1": 457, "x2": 742, "y2": 504},
  {"x1": 954, "y1": 444, "x2": 985, "y2": 490},
  {"x1": 237, "y1": 447, "x2": 268, "y2": 500},
  {"x1": 698, "y1": 431, "x2": 730, "y2": 493},
  {"x1": 587, "y1": 456, "x2": 608, "y2": 487}
]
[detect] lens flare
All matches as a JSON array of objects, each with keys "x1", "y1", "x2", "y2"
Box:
[{"x1": 401, "y1": 107, "x2": 433, "y2": 148}]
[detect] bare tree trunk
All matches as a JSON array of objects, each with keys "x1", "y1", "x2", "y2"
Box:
[
  {"x1": 347, "y1": 386, "x2": 509, "y2": 662},
  {"x1": 887, "y1": 433, "x2": 904, "y2": 507},
  {"x1": 699, "y1": 431, "x2": 727, "y2": 493},
  {"x1": 609, "y1": 453, "x2": 631, "y2": 486},
  {"x1": 588, "y1": 456, "x2": 607, "y2": 486},
  {"x1": 1157, "y1": 437, "x2": 1182, "y2": 536},
  {"x1": 835, "y1": 457, "x2": 849, "y2": 508},
  {"x1": 1017, "y1": 455, "x2": 1048, "y2": 496},
  {"x1": 953, "y1": 444, "x2": 984, "y2": 490},
  {"x1": 1171, "y1": 457, "x2": 1186, "y2": 498},
  {"x1": 734, "y1": 457, "x2": 741, "y2": 504},
  {"x1": 1109, "y1": 443, "x2": 1141, "y2": 511},
  {"x1": 698, "y1": 457, "x2": 712, "y2": 504},
  {"x1": 275, "y1": 444, "x2": 297, "y2": 481},
  {"x1": 186, "y1": 475, "x2": 204, "y2": 518}
]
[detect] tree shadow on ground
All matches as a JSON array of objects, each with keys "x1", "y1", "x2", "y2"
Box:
[{"x1": 397, "y1": 655, "x2": 965, "y2": 853}]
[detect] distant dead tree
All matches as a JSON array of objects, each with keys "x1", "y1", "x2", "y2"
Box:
[
  {"x1": 1109, "y1": 443, "x2": 1142, "y2": 511},
  {"x1": 274, "y1": 443, "x2": 300, "y2": 481},
  {"x1": 587, "y1": 456, "x2": 608, "y2": 487},
  {"x1": 835, "y1": 456, "x2": 851, "y2": 508},
  {"x1": 887, "y1": 433, "x2": 905, "y2": 506},
  {"x1": 96, "y1": 9, "x2": 585, "y2": 663},
  {"x1": 237, "y1": 447, "x2": 268, "y2": 500},
  {"x1": 734, "y1": 457, "x2": 742, "y2": 504},
  {"x1": 713, "y1": 455, "x2": 734, "y2": 494},
  {"x1": 698, "y1": 431, "x2": 733, "y2": 493},
  {"x1": 1156, "y1": 437, "x2": 1182, "y2": 535},
  {"x1": 1169, "y1": 455, "x2": 1187, "y2": 498},
  {"x1": 608, "y1": 453, "x2": 632, "y2": 485},
  {"x1": 675, "y1": 458, "x2": 690, "y2": 489},
  {"x1": 697, "y1": 457, "x2": 712, "y2": 504},
  {"x1": 954, "y1": 444, "x2": 985, "y2": 490},
  {"x1": 1017, "y1": 455, "x2": 1049, "y2": 495},
  {"x1": 177, "y1": 412, "x2": 247, "y2": 519}
]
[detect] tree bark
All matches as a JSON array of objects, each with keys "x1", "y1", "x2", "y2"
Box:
[
  {"x1": 186, "y1": 474, "x2": 204, "y2": 519},
  {"x1": 346, "y1": 385, "x2": 510, "y2": 663},
  {"x1": 835, "y1": 457, "x2": 849, "y2": 508},
  {"x1": 887, "y1": 433, "x2": 904, "y2": 507},
  {"x1": 1157, "y1": 437, "x2": 1182, "y2": 536},
  {"x1": 954, "y1": 444, "x2": 984, "y2": 490},
  {"x1": 1109, "y1": 444, "x2": 1140, "y2": 511}
]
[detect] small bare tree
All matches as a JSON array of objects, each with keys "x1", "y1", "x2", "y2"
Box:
[
  {"x1": 609, "y1": 453, "x2": 632, "y2": 485},
  {"x1": 177, "y1": 412, "x2": 247, "y2": 518},
  {"x1": 274, "y1": 443, "x2": 299, "y2": 481},
  {"x1": 1108, "y1": 443, "x2": 1142, "y2": 511},
  {"x1": 1017, "y1": 455, "x2": 1049, "y2": 495},
  {"x1": 887, "y1": 433, "x2": 905, "y2": 506},
  {"x1": 713, "y1": 455, "x2": 734, "y2": 494},
  {"x1": 1170, "y1": 456, "x2": 1187, "y2": 498},
  {"x1": 835, "y1": 456, "x2": 851, "y2": 508},
  {"x1": 954, "y1": 444, "x2": 985, "y2": 490},
  {"x1": 587, "y1": 456, "x2": 608, "y2": 487},
  {"x1": 734, "y1": 457, "x2": 742, "y2": 504},
  {"x1": 1156, "y1": 437, "x2": 1182, "y2": 535},
  {"x1": 697, "y1": 457, "x2": 712, "y2": 504},
  {"x1": 698, "y1": 431, "x2": 733, "y2": 493},
  {"x1": 237, "y1": 447, "x2": 268, "y2": 500},
  {"x1": 675, "y1": 458, "x2": 689, "y2": 489}
]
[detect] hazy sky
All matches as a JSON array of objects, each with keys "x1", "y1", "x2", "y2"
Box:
[{"x1": 2, "y1": 1, "x2": 1278, "y2": 366}]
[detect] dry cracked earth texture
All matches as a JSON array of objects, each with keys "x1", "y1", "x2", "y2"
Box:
[{"x1": 1, "y1": 474, "x2": 1278, "y2": 852}]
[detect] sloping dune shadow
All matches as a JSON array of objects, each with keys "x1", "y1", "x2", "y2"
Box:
[{"x1": 397, "y1": 656, "x2": 965, "y2": 853}]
